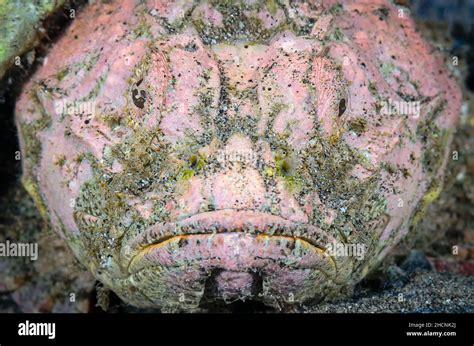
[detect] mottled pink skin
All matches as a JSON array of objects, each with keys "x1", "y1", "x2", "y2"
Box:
[
  {"x1": 16, "y1": 0, "x2": 461, "y2": 310},
  {"x1": 333, "y1": 0, "x2": 460, "y2": 261}
]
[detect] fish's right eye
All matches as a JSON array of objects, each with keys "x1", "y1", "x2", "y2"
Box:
[{"x1": 338, "y1": 98, "x2": 347, "y2": 116}]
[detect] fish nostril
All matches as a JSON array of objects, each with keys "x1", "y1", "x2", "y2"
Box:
[
  {"x1": 280, "y1": 159, "x2": 292, "y2": 176},
  {"x1": 189, "y1": 155, "x2": 198, "y2": 168},
  {"x1": 177, "y1": 153, "x2": 207, "y2": 180},
  {"x1": 187, "y1": 153, "x2": 206, "y2": 170},
  {"x1": 275, "y1": 150, "x2": 293, "y2": 177}
]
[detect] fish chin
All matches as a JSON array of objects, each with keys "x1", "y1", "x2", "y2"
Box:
[{"x1": 120, "y1": 232, "x2": 348, "y2": 311}]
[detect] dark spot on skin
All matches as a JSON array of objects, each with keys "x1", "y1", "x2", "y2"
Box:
[
  {"x1": 374, "y1": 7, "x2": 389, "y2": 21},
  {"x1": 178, "y1": 238, "x2": 189, "y2": 247},
  {"x1": 184, "y1": 42, "x2": 198, "y2": 52},
  {"x1": 338, "y1": 98, "x2": 347, "y2": 116},
  {"x1": 84, "y1": 119, "x2": 90, "y2": 125}
]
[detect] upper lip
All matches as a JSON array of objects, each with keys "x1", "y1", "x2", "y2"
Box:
[{"x1": 120, "y1": 209, "x2": 343, "y2": 272}]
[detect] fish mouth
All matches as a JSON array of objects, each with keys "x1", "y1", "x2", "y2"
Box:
[
  {"x1": 122, "y1": 209, "x2": 350, "y2": 281},
  {"x1": 116, "y1": 210, "x2": 356, "y2": 308}
]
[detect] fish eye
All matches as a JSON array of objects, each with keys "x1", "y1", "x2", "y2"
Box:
[{"x1": 338, "y1": 98, "x2": 347, "y2": 116}]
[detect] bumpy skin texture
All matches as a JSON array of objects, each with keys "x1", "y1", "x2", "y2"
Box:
[{"x1": 15, "y1": 0, "x2": 461, "y2": 311}]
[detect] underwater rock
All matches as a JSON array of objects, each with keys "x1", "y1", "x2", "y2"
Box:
[{"x1": 0, "y1": 0, "x2": 65, "y2": 79}]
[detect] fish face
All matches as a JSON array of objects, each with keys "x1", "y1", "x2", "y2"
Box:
[{"x1": 15, "y1": 0, "x2": 461, "y2": 311}]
